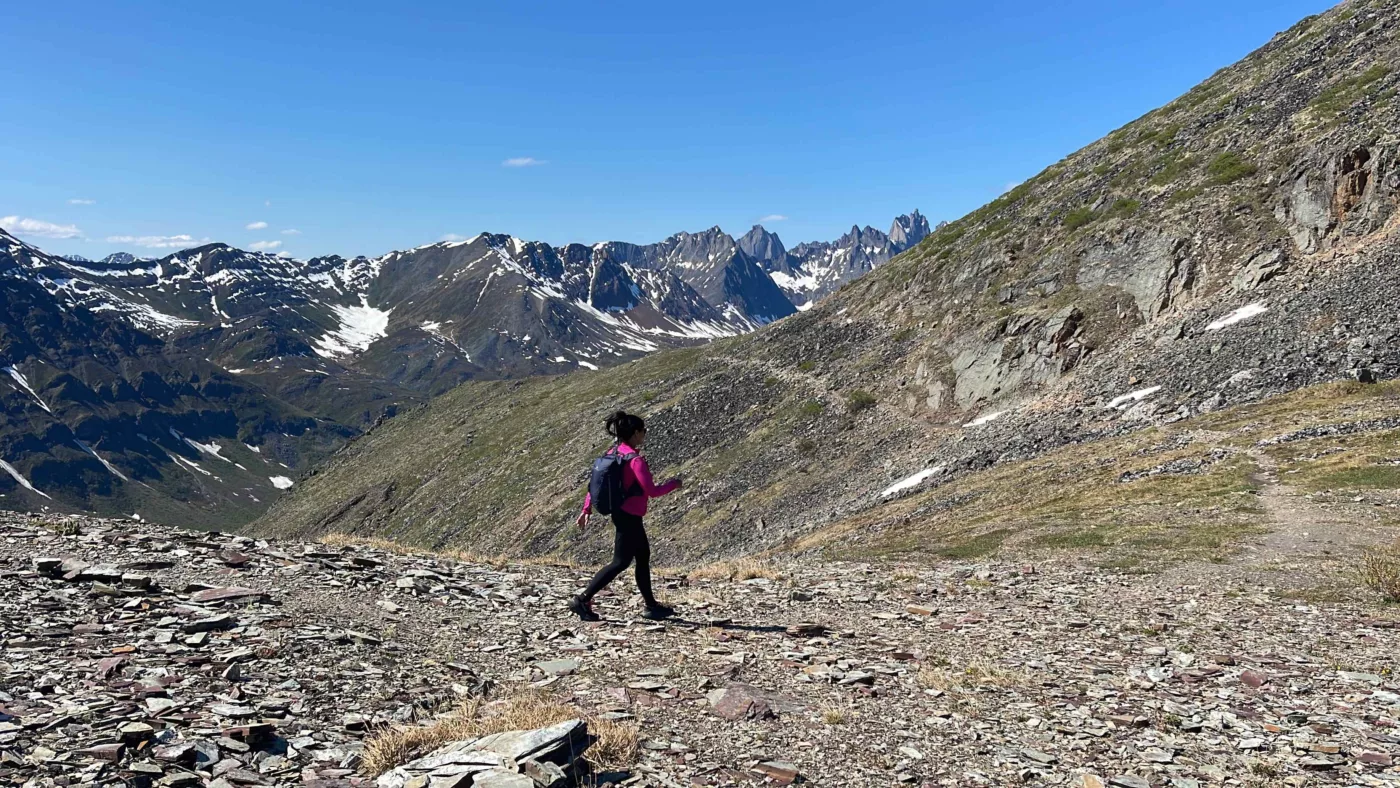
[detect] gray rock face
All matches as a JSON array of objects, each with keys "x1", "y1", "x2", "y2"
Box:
[
  {"x1": 888, "y1": 209, "x2": 932, "y2": 248},
  {"x1": 737, "y1": 225, "x2": 788, "y2": 265},
  {"x1": 1075, "y1": 231, "x2": 1190, "y2": 319}
]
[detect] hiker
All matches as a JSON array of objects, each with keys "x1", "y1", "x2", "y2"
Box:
[{"x1": 570, "y1": 410, "x2": 682, "y2": 622}]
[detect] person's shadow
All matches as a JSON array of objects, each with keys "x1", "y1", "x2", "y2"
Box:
[{"x1": 663, "y1": 616, "x2": 786, "y2": 633}]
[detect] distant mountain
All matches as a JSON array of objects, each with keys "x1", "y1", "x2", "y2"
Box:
[
  {"x1": 0, "y1": 211, "x2": 921, "y2": 522},
  {"x1": 743, "y1": 211, "x2": 931, "y2": 308}
]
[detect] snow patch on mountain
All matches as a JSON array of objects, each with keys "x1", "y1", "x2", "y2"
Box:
[
  {"x1": 1106, "y1": 386, "x2": 1163, "y2": 409},
  {"x1": 315, "y1": 297, "x2": 392, "y2": 358},
  {"x1": 6, "y1": 366, "x2": 51, "y2": 413},
  {"x1": 74, "y1": 440, "x2": 128, "y2": 481},
  {"x1": 881, "y1": 466, "x2": 944, "y2": 497},
  {"x1": 0, "y1": 459, "x2": 49, "y2": 498},
  {"x1": 1207, "y1": 303, "x2": 1268, "y2": 331}
]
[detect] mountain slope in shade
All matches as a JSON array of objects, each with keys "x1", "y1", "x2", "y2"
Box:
[{"x1": 0, "y1": 261, "x2": 355, "y2": 527}]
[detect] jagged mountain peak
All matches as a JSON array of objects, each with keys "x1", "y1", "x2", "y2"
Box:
[
  {"x1": 737, "y1": 224, "x2": 788, "y2": 264},
  {"x1": 889, "y1": 209, "x2": 931, "y2": 248}
]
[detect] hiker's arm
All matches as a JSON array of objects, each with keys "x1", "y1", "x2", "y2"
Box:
[
  {"x1": 632, "y1": 456, "x2": 680, "y2": 498},
  {"x1": 577, "y1": 492, "x2": 591, "y2": 529}
]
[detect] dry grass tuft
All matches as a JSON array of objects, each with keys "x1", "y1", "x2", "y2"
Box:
[
  {"x1": 918, "y1": 658, "x2": 1028, "y2": 691},
  {"x1": 362, "y1": 693, "x2": 637, "y2": 778},
  {"x1": 819, "y1": 704, "x2": 848, "y2": 725},
  {"x1": 1359, "y1": 541, "x2": 1400, "y2": 602},
  {"x1": 688, "y1": 558, "x2": 784, "y2": 583}
]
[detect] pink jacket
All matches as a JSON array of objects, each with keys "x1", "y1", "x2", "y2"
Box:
[{"x1": 581, "y1": 442, "x2": 680, "y2": 517}]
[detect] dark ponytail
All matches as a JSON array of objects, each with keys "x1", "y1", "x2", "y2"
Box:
[{"x1": 605, "y1": 410, "x2": 646, "y2": 444}]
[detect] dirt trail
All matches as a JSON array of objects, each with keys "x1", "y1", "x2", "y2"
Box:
[{"x1": 1171, "y1": 446, "x2": 1395, "y2": 588}]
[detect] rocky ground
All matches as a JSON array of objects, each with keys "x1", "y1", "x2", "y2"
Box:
[{"x1": 2, "y1": 513, "x2": 1398, "y2": 787}]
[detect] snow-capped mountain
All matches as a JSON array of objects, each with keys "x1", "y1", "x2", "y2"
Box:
[
  {"x1": 0, "y1": 211, "x2": 923, "y2": 523},
  {"x1": 749, "y1": 210, "x2": 931, "y2": 308}
]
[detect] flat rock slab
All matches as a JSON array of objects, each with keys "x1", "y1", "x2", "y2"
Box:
[
  {"x1": 472, "y1": 772, "x2": 535, "y2": 788},
  {"x1": 189, "y1": 587, "x2": 268, "y2": 604},
  {"x1": 537, "y1": 658, "x2": 580, "y2": 677},
  {"x1": 708, "y1": 683, "x2": 802, "y2": 721}
]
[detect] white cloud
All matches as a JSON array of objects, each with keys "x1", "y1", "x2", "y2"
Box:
[
  {"x1": 275, "y1": 251, "x2": 293, "y2": 259},
  {"x1": 106, "y1": 234, "x2": 206, "y2": 249},
  {"x1": 502, "y1": 157, "x2": 546, "y2": 167},
  {"x1": 246, "y1": 221, "x2": 268, "y2": 230},
  {"x1": 2, "y1": 216, "x2": 84, "y2": 239},
  {"x1": 439, "y1": 233, "x2": 468, "y2": 242},
  {"x1": 68, "y1": 198, "x2": 96, "y2": 206},
  {"x1": 280, "y1": 228, "x2": 301, "y2": 235},
  {"x1": 759, "y1": 214, "x2": 788, "y2": 223},
  {"x1": 249, "y1": 240, "x2": 282, "y2": 251}
]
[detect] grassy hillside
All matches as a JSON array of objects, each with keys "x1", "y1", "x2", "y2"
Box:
[{"x1": 255, "y1": 0, "x2": 1400, "y2": 564}]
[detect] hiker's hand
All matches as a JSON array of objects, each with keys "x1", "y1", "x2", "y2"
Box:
[{"x1": 575, "y1": 512, "x2": 589, "y2": 531}]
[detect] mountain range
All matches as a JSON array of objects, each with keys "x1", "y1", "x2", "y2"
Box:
[
  {"x1": 252, "y1": 0, "x2": 1400, "y2": 566},
  {"x1": 0, "y1": 212, "x2": 925, "y2": 523}
]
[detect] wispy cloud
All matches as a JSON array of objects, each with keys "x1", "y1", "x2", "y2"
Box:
[
  {"x1": 275, "y1": 251, "x2": 293, "y2": 259},
  {"x1": 1004, "y1": 181, "x2": 1022, "y2": 193},
  {"x1": 68, "y1": 198, "x2": 96, "y2": 206},
  {"x1": 759, "y1": 214, "x2": 788, "y2": 223},
  {"x1": 264, "y1": 200, "x2": 272, "y2": 207},
  {"x1": 246, "y1": 221, "x2": 268, "y2": 230},
  {"x1": 249, "y1": 240, "x2": 282, "y2": 251},
  {"x1": 106, "y1": 233, "x2": 206, "y2": 249},
  {"x1": 280, "y1": 228, "x2": 301, "y2": 235},
  {"x1": 502, "y1": 157, "x2": 546, "y2": 167},
  {"x1": 2, "y1": 216, "x2": 84, "y2": 239},
  {"x1": 440, "y1": 233, "x2": 468, "y2": 242}
]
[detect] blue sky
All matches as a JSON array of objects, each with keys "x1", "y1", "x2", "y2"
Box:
[{"x1": 2, "y1": 0, "x2": 1330, "y2": 259}]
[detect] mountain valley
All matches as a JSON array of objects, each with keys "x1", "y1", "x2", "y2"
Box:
[{"x1": 0, "y1": 214, "x2": 923, "y2": 524}]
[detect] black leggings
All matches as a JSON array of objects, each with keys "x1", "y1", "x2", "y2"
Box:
[{"x1": 581, "y1": 511, "x2": 655, "y2": 606}]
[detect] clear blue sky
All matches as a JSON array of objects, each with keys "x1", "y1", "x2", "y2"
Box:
[{"x1": 1, "y1": 0, "x2": 1331, "y2": 260}]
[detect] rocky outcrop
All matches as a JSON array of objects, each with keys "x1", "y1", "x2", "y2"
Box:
[{"x1": 1276, "y1": 145, "x2": 1400, "y2": 254}]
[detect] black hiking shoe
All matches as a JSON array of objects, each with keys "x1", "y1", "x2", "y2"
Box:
[
  {"x1": 642, "y1": 603, "x2": 675, "y2": 621},
  {"x1": 569, "y1": 596, "x2": 600, "y2": 622}
]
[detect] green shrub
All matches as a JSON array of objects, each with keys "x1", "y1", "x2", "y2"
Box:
[
  {"x1": 797, "y1": 360, "x2": 817, "y2": 372},
  {"x1": 1105, "y1": 199, "x2": 1141, "y2": 219},
  {"x1": 1063, "y1": 207, "x2": 1096, "y2": 230},
  {"x1": 799, "y1": 399, "x2": 825, "y2": 417},
  {"x1": 846, "y1": 390, "x2": 878, "y2": 413},
  {"x1": 795, "y1": 438, "x2": 818, "y2": 455},
  {"x1": 1311, "y1": 64, "x2": 1392, "y2": 118},
  {"x1": 1149, "y1": 154, "x2": 1196, "y2": 186},
  {"x1": 1206, "y1": 152, "x2": 1258, "y2": 185},
  {"x1": 1170, "y1": 187, "x2": 1204, "y2": 204}
]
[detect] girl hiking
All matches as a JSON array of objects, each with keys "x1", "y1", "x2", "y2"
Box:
[{"x1": 570, "y1": 410, "x2": 681, "y2": 622}]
